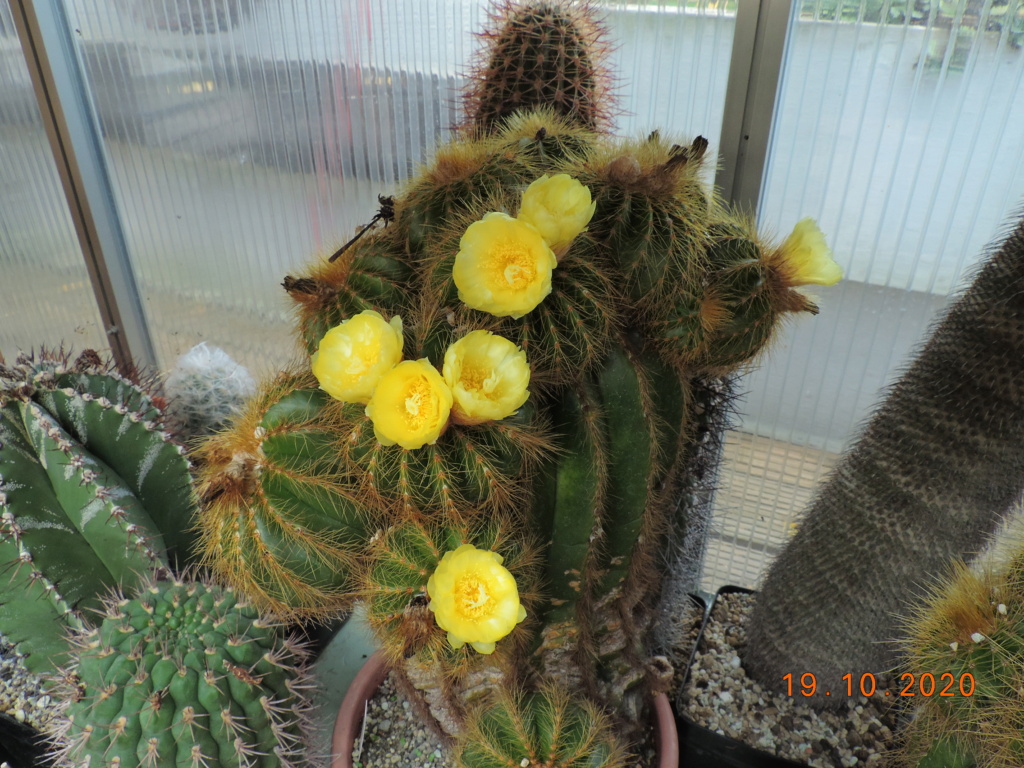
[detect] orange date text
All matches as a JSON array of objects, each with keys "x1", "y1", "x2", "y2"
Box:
[{"x1": 782, "y1": 672, "x2": 975, "y2": 697}]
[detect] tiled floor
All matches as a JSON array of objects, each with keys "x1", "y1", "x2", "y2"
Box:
[{"x1": 700, "y1": 430, "x2": 839, "y2": 593}]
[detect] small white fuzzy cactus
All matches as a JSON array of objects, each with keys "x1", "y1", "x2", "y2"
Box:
[{"x1": 163, "y1": 342, "x2": 255, "y2": 443}]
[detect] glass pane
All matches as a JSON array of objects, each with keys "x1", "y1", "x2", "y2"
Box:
[
  {"x1": 60, "y1": 0, "x2": 736, "y2": 377},
  {"x1": 704, "y1": 0, "x2": 1024, "y2": 591},
  {"x1": 0, "y1": 0, "x2": 107, "y2": 362}
]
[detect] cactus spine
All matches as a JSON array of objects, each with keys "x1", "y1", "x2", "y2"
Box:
[
  {"x1": 51, "y1": 575, "x2": 313, "y2": 768},
  {"x1": 0, "y1": 350, "x2": 196, "y2": 673},
  {"x1": 195, "y1": 0, "x2": 836, "y2": 758},
  {"x1": 894, "y1": 549, "x2": 1024, "y2": 768},
  {"x1": 744, "y1": 215, "x2": 1024, "y2": 708}
]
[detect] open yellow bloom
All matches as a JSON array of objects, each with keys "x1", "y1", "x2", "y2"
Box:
[
  {"x1": 311, "y1": 310, "x2": 404, "y2": 404},
  {"x1": 443, "y1": 330, "x2": 530, "y2": 425},
  {"x1": 365, "y1": 359, "x2": 453, "y2": 450},
  {"x1": 777, "y1": 218, "x2": 842, "y2": 287},
  {"x1": 426, "y1": 543, "x2": 527, "y2": 654},
  {"x1": 453, "y1": 212, "x2": 557, "y2": 319},
  {"x1": 517, "y1": 173, "x2": 596, "y2": 254}
]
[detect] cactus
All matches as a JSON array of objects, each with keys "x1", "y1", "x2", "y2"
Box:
[
  {"x1": 195, "y1": 0, "x2": 837, "y2": 758},
  {"x1": 195, "y1": 371, "x2": 375, "y2": 622},
  {"x1": 743, "y1": 215, "x2": 1024, "y2": 708},
  {"x1": 892, "y1": 547, "x2": 1024, "y2": 768},
  {"x1": 0, "y1": 349, "x2": 196, "y2": 673},
  {"x1": 162, "y1": 342, "x2": 256, "y2": 444},
  {"x1": 463, "y1": 1, "x2": 614, "y2": 135},
  {"x1": 455, "y1": 683, "x2": 628, "y2": 768},
  {"x1": 50, "y1": 574, "x2": 313, "y2": 768}
]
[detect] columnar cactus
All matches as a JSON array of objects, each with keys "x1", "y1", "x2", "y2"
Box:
[
  {"x1": 744, "y1": 215, "x2": 1024, "y2": 708},
  {"x1": 196, "y1": 0, "x2": 840, "y2": 759},
  {"x1": 50, "y1": 575, "x2": 313, "y2": 768},
  {"x1": 0, "y1": 349, "x2": 196, "y2": 672}
]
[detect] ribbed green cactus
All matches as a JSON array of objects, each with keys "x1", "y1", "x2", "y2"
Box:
[
  {"x1": 893, "y1": 551, "x2": 1024, "y2": 768},
  {"x1": 195, "y1": 0, "x2": 838, "y2": 759},
  {"x1": 455, "y1": 683, "x2": 628, "y2": 768},
  {"x1": 0, "y1": 349, "x2": 196, "y2": 673},
  {"x1": 50, "y1": 575, "x2": 312, "y2": 768},
  {"x1": 195, "y1": 371, "x2": 374, "y2": 621}
]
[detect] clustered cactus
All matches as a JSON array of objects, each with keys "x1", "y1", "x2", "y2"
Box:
[
  {"x1": 194, "y1": 0, "x2": 840, "y2": 763},
  {"x1": 0, "y1": 349, "x2": 315, "y2": 768}
]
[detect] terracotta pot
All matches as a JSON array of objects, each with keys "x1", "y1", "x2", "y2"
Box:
[{"x1": 331, "y1": 650, "x2": 680, "y2": 768}]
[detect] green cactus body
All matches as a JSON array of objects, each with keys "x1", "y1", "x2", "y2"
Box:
[
  {"x1": 198, "y1": 0, "x2": 833, "y2": 753},
  {"x1": 340, "y1": 400, "x2": 544, "y2": 517},
  {"x1": 651, "y1": 218, "x2": 785, "y2": 372},
  {"x1": 196, "y1": 377, "x2": 372, "y2": 621},
  {"x1": 893, "y1": 559, "x2": 1024, "y2": 768},
  {"x1": 0, "y1": 351, "x2": 200, "y2": 672},
  {"x1": 284, "y1": 232, "x2": 414, "y2": 354},
  {"x1": 2, "y1": 352, "x2": 196, "y2": 565},
  {"x1": 52, "y1": 577, "x2": 312, "y2": 768},
  {"x1": 455, "y1": 683, "x2": 627, "y2": 768},
  {"x1": 584, "y1": 137, "x2": 710, "y2": 304}
]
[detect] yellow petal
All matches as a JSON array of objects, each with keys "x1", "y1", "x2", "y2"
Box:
[
  {"x1": 777, "y1": 218, "x2": 842, "y2": 287},
  {"x1": 453, "y1": 212, "x2": 556, "y2": 319},
  {"x1": 443, "y1": 330, "x2": 531, "y2": 425},
  {"x1": 365, "y1": 359, "x2": 453, "y2": 450},
  {"x1": 518, "y1": 173, "x2": 596, "y2": 254},
  {"x1": 426, "y1": 544, "x2": 526, "y2": 654},
  {"x1": 310, "y1": 310, "x2": 404, "y2": 404}
]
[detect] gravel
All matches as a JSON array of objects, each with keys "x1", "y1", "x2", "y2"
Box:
[
  {"x1": 679, "y1": 592, "x2": 904, "y2": 767},
  {"x1": 352, "y1": 672, "x2": 452, "y2": 768},
  {"x1": 0, "y1": 638, "x2": 57, "y2": 734}
]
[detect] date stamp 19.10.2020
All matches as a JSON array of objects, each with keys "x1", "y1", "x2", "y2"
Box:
[{"x1": 783, "y1": 672, "x2": 976, "y2": 698}]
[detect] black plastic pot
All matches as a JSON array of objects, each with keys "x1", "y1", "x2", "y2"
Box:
[
  {"x1": 674, "y1": 586, "x2": 807, "y2": 768},
  {"x1": 0, "y1": 711, "x2": 51, "y2": 768}
]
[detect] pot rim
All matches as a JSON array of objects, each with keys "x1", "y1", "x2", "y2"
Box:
[{"x1": 331, "y1": 650, "x2": 679, "y2": 768}]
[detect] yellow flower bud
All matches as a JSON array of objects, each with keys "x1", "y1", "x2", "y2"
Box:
[
  {"x1": 776, "y1": 218, "x2": 842, "y2": 287},
  {"x1": 365, "y1": 359, "x2": 453, "y2": 450},
  {"x1": 517, "y1": 173, "x2": 596, "y2": 254},
  {"x1": 311, "y1": 310, "x2": 404, "y2": 404},
  {"x1": 426, "y1": 543, "x2": 527, "y2": 655},
  {"x1": 453, "y1": 212, "x2": 557, "y2": 319},
  {"x1": 443, "y1": 330, "x2": 530, "y2": 425}
]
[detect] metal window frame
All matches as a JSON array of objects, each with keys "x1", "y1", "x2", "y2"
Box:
[
  {"x1": 715, "y1": 0, "x2": 795, "y2": 214},
  {"x1": 11, "y1": 0, "x2": 156, "y2": 373}
]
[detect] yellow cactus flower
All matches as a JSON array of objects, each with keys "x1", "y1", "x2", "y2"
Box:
[
  {"x1": 453, "y1": 212, "x2": 557, "y2": 319},
  {"x1": 365, "y1": 359, "x2": 453, "y2": 450},
  {"x1": 311, "y1": 310, "x2": 404, "y2": 404},
  {"x1": 426, "y1": 543, "x2": 527, "y2": 654},
  {"x1": 776, "y1": 218, "x2": 843, "y2": 287},
  {"x1": 443, "y1": 330, "x2": 530, "y2": 425},
  {"x1": 517, "y1": 173, "x2": 596, "y2": 254}
]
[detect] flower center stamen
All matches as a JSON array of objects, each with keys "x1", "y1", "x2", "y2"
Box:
[
  {"x1": 493, "y1": 246, "x2": 536, "y2": 288},
  {"x1": 456, "y1": 575, "x2": 494, "y2": 618}
]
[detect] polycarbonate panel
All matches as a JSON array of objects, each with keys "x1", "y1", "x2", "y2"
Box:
[
  {"x1": 0, "y1": 0, "x2": 107, "y2": 362},
  {"x1": 703, "y1": 0, "x2": 1024, "y2": 591},
  {"x1": 58, "y1": 0, "x2": 735, "y2": 376}
]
